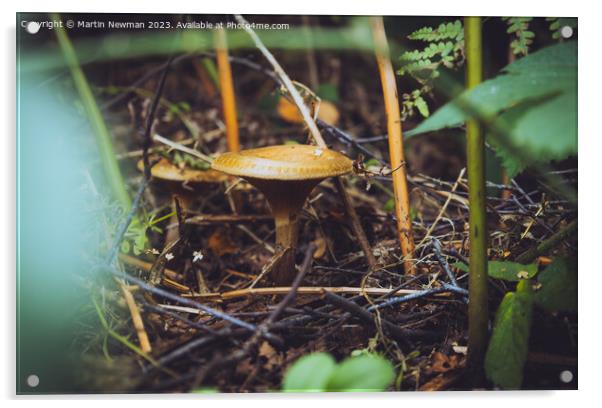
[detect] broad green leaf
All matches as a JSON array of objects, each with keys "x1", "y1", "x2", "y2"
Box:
[
  {"x1": 452, "y1": 261, "x2": 537, "y2": 281},
  {"x1": 488, "y1": 261, "x2": 538, "y2": 281},
  {"x1": 326, "y1": 354, "x2": 395, "y2": 392},
  {"x1": 405, "y1": 41, "x2": 577, "y2": 177},
  {"x1": 484, "y1": 280, "x2": 534, "y2": 389},
  {"x1": 533, "y1": 256, "x2": 577, "y2": 312},
  {"x1": 282, "y1": 353, "x2": 336, "y2": 392}
]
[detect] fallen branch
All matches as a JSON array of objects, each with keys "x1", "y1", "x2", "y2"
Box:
[{"x1": 182, "y1": 285, "x2": 451, "y2": 301}]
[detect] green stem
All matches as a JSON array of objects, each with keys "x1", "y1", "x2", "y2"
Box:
[
  {"x1": 53, "y1": 14, "x2": 131, "y2": 209},
  {"x1": 515, "y1": 219, "x2": 577, "y2": 264},
  {"x1": 464, "y1": 16, "x2": 489, "y2": 379}
]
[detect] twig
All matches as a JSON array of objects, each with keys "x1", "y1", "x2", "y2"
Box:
[
  {"x1": 234, "y1": 15, "x2": 324, "y2": 146},
  {"x1": 118, "y1": 281, "x2": 152, "y2": 353},
  {"x1": 105, "y1": 56, "x2": 173, "y2": 265},
  {"x1": 103, "y1": 265, "x2": 282, "y2": 345},
  {"x1": 316, "y1": 119, "x2": 386, "y2": 165},
  {"x1": 417, "y1": 168, "x2": 466, "y2": 249},
  {"x1": 431, "y1": 238, "x2": 460, "y2": 288},
  {"x1": 153, "y1": 133, "x2": 213, "y2": 164},
  {"x1": 234, "y1": 14, "x2": 377, "y2": 270},
  {"x1": 368, "y1": 287, "x2": 449, "y2": 311},
  {"x1": 322, "y1": 291, "x2": 430, "y2": 341},
  {"x1": 265, "y1": 243, "x2": 316, "y2": 325},
  {"x1": 185, "y1": 213, "x2": 272, "y2": 225},
  {"x1": 334, "y1": 177, "x2": 378, "y2": 269},
  {"x1": 215, "y1": 28, "x2": 240, "y2": 152},
  {"x1": 371, "y1": 16, "x2": 415, "y2": 274},
  {"x1": 182, "y1": 285, "x2": 445, "y2": 301}
]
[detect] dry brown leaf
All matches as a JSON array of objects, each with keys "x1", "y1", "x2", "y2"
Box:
[
  {"x1": 312, "y1": 237, "x2": 327, "y2": 259},
  {"x1": 258, "y1": 341, "x2": 282, "y2": 371},
  {"x1": 430, "y1": 351, "x2": 459, "y2": 373}
]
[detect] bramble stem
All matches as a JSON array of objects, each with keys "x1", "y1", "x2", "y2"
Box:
[
  {"x1": 371, "y1": 16, "x2": 415, "y2": 274},
  {"x1": 465, "y1": 16, "x2": 489, "y2": 379}
]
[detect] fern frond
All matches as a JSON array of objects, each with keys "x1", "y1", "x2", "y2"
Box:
[
  {"x1": 503, "y1": 17, "x2": 534, "y2": 56},
  {"x1": 408, "y1": 20, "x2": 463, "y2": 42}
]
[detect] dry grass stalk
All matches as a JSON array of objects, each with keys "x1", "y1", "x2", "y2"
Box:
[
  {"x1": 118, "y1": 281, "x2": 152, "y2": 353},
  {"x1": 215, "y1": 28, "x2": 240, "y2": 152}
]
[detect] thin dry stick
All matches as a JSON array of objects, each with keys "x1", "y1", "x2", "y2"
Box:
[
  {"x1": 417, "y1": 168, "x2": 466, "y2": 249},
  {"x1": 153, "y1": 134, "x2": 213, "y2": 164},
  {"x1": 371, "y1": 16, "x2": 415, "y2": 275},
  {"x1": 118, "y1": 281, "x2": 152, "y2": 353},
  {"x1": 215, "y1": 28, "x2": 240, "y2": 152},
  {"x1": 234, "y1": 14, "x2": 377, "y2": 270},
  {"x1": 182, "y1": 286, "x2": 444, "y2": 301}
]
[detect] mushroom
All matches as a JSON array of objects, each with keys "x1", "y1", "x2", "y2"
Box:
[
  {"x1": 277, "y1": 96, "x2": 340, "y2": 126},
  {"x1": 211, "y1": 144, "x2": 353, "y2": 284},
  {"x1": 138, "y1": 156, "x2": 228, "y2": 244}
]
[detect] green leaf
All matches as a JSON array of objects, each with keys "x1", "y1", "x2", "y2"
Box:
[
  {"x1": 414, "y1": 95, "x2": 430, "y2": 117},
  {"x1": 282, "y1": 353, "x2": 336, "y2": 392},
  {"x1": 488, "y1": 261, "x2": 538, "y2": 281},
  {"x1": 533, "y1": 256, "x2": 577, "y2": 312},
  {"x1": 452, "y1": 260, "x2": 537, "y2": 281},
  {"x1": 326, "y1": 354, "x2": 395, "y2": 392},
  {"x1": 384, "y1": 198, "x2": 395, "y2": 212},
  {"x1": 484, "y1": 280, "x2": 534, "y2": 389},
  {"x1": 406, "y1": 41, "x2": 577, "y2": 177}
]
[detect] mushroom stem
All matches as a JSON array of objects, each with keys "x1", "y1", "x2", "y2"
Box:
[{"x1": 247, "y1": 178, "x2": 318, "y2": 284}]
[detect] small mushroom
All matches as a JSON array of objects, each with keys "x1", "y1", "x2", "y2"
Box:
[
  {"x1": 212, "y1": 144, "x2": 353, "y2": 284},
  {"x1": 138, "y1": 157, "x2": 228, "y2": 244},
  {"x1": 277, "y1": 96, "x2": 340, "y2": 126}
]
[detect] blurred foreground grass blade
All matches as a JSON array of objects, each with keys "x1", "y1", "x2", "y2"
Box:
[
  {"x1": 53, "y1": 14, "x2": 131, "y2": 209},
  {"x1": 464, "y1": 16, "x2": 489, "y2": 382}
]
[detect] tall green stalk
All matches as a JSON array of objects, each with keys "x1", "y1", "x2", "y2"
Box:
[
  {"x1": 52, "y1": 14, "x2": 131, "y2": 209},
  {"x1": 464, "y1": 16, "x2": 489, "y2": 379}
]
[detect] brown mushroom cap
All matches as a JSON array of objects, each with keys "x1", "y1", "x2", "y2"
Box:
[
  {"x1": 137, "y1": 157, "x2": 228, "y2": 183},
  {"x1": 211, "y1": 144, "x2": 352, "y2": 181}
]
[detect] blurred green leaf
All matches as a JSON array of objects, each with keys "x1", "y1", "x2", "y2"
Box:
[
  {"x1": 326, "y1": 354, "x2": 395, "y2": 392},
  {"x1": 453, "y1": 260, "x2": 537, "y2": 281},
  {"x1": 484, "y1": 280, "x2": 534, "y2": 389},
  {"x1": 533, "y1": 256, "x2": 577, "y2": 312},
  {"x1": 488, "y1": 261, "x2": 538, "y2": 281},
  {"x1": 282, "y1": 353, "x2": 336, "y2": 392},
  {"x1": 406, "y1": 41, "x2": 577, "y2": 177},
  {"x1": 384, "y1": 198, "x2": 395, "y2": 212},
  {"x1": 282, "y1": 353, "x2": 395, "y2": 392}
]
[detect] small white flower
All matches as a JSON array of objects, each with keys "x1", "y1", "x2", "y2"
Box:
[
  {"x1": 192, "y1": 250, "x2": 204, "y2": 263},
  {"x1": 314, "y1": 148, "x2": 323, "y2": 157},
  {"x1": 165, "y1": 253, "x2": 174, "y2": 261},
  {"x1": 147, "y1": 248, "x2": 160, "y2": 255}
]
